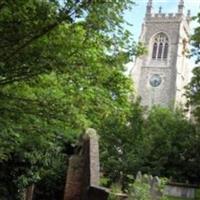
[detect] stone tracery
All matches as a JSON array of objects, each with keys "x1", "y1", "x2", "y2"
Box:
[{"x1": 152, "y1": 33, "x2": 169, "y2": 60}]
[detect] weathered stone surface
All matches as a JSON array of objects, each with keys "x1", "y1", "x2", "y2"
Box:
[
  {"x1": 164, "y1": 184, "x2": 196, "y2": 199},
  {"x1": 24, "y1": 185, "x2": 35, "y2": 200},
  {"x1": 63, "y1": 155, "x2": 87, "y2": 200},
  {"x1": 114, "y1": 193, "x2": 128, "y2": 200},
  {"x1": 63, "y1": 128, "x2": 100, "y2": 200},
  {"x1": 131, "y1": 0, "x2": 191, "y2": 108},
  {"x1": 86, "y1": 128, "x2": 100, "y2": 186}
]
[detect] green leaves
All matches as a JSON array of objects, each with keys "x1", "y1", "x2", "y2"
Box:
[
  {"x1": 139, "y1": 107, "x2": 198, "y2": 183},
  {"x1": 185, "y1": 67, "x2": 200, "y2": 123},
  {"x1": 0, "y1": 0, "x2": 138, "y2": 198},
  {"x1": 186, "y1": 12, "x2": 200, "y2": 123},
  {"x1": 191, "y1": 13, "x2": 200, "y2": 64},
  {"x1": 101, "y1": 105, "x2": 200, "y2": 189}
]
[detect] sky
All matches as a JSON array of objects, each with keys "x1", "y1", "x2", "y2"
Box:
[{"x1": 124, "y1": 0, "x2": 200, "y2": 41}]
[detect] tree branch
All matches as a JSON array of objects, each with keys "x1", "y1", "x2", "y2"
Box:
[
  {"x1": 0, "y1": 47, "x2": 80, "y2": 85},
  {"x1": 0, "y1": 70, "x2": 45, "y2": 85},
  {"x1": 3, "y1": 22, "x2": 59, "y2": 63},
  {"x1": 3, "y1": 4, "x2": 79, "y2": 64}
]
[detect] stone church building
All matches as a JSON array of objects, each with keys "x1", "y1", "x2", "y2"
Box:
[{"x1": 131, "y1": 0, "x2": 191, "y2": 108}]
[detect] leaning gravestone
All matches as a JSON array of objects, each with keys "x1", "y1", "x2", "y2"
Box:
[{"x1": 63, "y1": 128, "x2": 109, "y2": 200}]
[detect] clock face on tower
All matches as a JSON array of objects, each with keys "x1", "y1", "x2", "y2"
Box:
[{"x1": 149, "y1": 74, "x2": 162, "y2": 87}]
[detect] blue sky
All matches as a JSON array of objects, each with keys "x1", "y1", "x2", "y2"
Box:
[{"x1": 124, "y1": 0, "x2": 200, "y2": 41}]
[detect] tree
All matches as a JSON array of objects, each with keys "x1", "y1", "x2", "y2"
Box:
[
  {"x1": 100, "y1": 99, "x2": 144, "y2": 190},
  {"x1": 0, "y1": 0, "x2": 141, "y2": 198},
  {"x1": 139, "y1": 107, "x2": 199, "y2": 184},
  {"x1": 186, "y1": 12, "x2": 200, "y2": 123},
  {"x1": 0, "y1": 0, "x2": 136, "y2": 85},
  {"x1": 100, "y1": 105, "x2": 200, "y2": 188}
]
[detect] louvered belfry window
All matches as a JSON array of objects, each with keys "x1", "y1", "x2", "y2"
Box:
[{"x1": 152, "y1": 33, "x2": 168, "y2": 60}]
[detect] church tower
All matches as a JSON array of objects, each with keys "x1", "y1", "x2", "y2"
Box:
[{"x1": 131, "y1": 0, "x2": 191, "y2": 108}]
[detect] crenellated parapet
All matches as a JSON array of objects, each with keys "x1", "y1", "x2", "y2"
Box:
[
  {"x1": 147, "y1": 12, "x2": 191, "y2": 20},
  {"x1": 145, "y1": 0, "x2": 191, "y2": 25},
  {"x1": 145, "y1": 12, "x2": 191, "y2": 26}
]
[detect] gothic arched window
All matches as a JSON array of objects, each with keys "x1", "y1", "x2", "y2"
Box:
[
  {"x1": 163, "y1": 43, "x2": 168, "y2": 59},
  {"x1": 152, "y1": 33, "x2": 169, "y2": 60},
  {"x1": 158, "y1": 43, "x2": 163, "y2": 59},
  {"x1": 152, "y1": 43, "x2": 157, "y2": 59}
]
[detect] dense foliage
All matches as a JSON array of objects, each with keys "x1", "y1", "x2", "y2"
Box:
[
  {"x1": 101, "y1": 106, "x2": 200, "y2": 188},
  {"x1": 140, "y1": 107, "x2": 199, "y2": 184},
  {"x1": 128, "y1": 177, "x2": 170, "y2": 200},
  {"x1": 100, "y1": 99, "x2": 144, "y2": 189},
  {"x1": 186, "y1": 12, "x2": 200, "y2": 123},
  {"x1": 0, "y1": 0, "x2": 138, "y2": 199}
]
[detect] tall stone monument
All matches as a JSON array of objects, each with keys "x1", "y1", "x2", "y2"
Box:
[
  {"x1": 131, "y1": 0, "x2": 191, "y2": 108},
  {"x1": 64, "y1": 129, "x2": 115, "y2": 200}
]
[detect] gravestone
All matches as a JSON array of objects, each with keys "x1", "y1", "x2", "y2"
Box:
[
  {"x1": 85, "y1": 128, "x2": 100, "y2": 186},
  {"x1": 63, "y1": 128, "x2": 109, "y2": 200}
]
